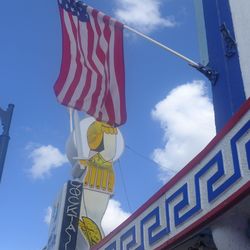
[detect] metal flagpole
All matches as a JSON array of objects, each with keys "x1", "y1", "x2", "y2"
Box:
[
  {"x1": 73, "y1": 110, "x2": 84, "y2": 159},
  {"x1": 124, "y1": 25, "x2": 200, "y2": 67},
  {"x1": 75, "y1": 0, "x2": 218, "y2": 83},
  {"x1": 75, "y1": 0, "x2": 198, "y2": 67},
  {"x1": 123, "y1": 24, "x2": 218, "y2": 84},
  {"x1": 68, "y1": 108, "x2": 73, "y2": 133}
]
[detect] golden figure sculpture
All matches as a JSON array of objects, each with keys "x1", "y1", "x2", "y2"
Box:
[{"x1": 66, "y1": 116, "x2": 124, "y2": 248}]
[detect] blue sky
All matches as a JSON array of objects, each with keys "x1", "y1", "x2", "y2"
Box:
[{"x1": 0, "y1": 1, "x2": 216, "y2": 249}]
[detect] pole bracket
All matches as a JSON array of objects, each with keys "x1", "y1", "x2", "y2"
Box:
[{"x1": 191, "y1": 63, "x2": 219, "y2": 85}]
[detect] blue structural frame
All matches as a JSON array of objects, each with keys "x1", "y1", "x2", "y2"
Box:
[
  {"x1": 202, "y1": 0, "x2": 246, "y2": 131},
  {"x1": 0, "y1": 104, "x2": 14, "y2": 182}
]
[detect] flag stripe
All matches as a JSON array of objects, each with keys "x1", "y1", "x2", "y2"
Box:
[
  {"x1": 56, "y1": 11, "x2": 78, "y2": 103},
  {"x1": 55, "y1": 1, "x2": 126, "y2": 126},
  {"x1": 85, "y1": 20, "x2": 101, "y2": 115},
  {"x1": 62, "y1": 14, "x2": 83, "y2": 105},
  {"x1": 108, "y1": 21, "x2": 121, "y2": 124},
  {"x1": 114, "y1": 23, "x2": 126, "y2": 123},
  {"x1": 86, "y1": 9, "x2": 104, "y2": 116},
  {"x1": 76, "y1": 22, "x2": 94, "y2": 111},
  {"x1": 74, "y1": 22, "x2": 93, "y2": 111},
  {"x1": 91, "y1": 10, "x2": 108, "y2": 119},
  {"x1": 80, "y1": 10, "x2": 106, "y2": 118},
  {"x1": 54, "y1": 9, "x2": 72, "y2": 96},
  {"x1": 101, "y1": 16, "x2": 112, "y2": 123}
]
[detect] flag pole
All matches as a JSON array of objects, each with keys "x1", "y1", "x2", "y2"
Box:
[
  {"x1": 75, "y1": 0, "x2": 198, "y2": 67},
  {"x1": 73, "y1": 110, "x2": 84, "y2": 158},
  {"x1": 123, "y1": 25, "x2": 199, "y2": 68},
  {"x1": 69, "y1": 108, "x2": 73, "y2": 133},
  {"x1": 75, "y1": 0, "x2": 218, "y2": 83},
  {"x1": 124, "y1": 24, "x2": 218, "y2": 84}
]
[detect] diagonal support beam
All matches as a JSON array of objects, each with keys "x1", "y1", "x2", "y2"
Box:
[{"x1": 0, "y1": 104, "x2": 14, "y2": 182}]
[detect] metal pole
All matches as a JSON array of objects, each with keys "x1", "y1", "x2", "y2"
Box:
[
  {"x1": 123, "y1": 25, "x2": 200, "y2": 67},
  {"x1": 74, "y1": 0, "x2": 199, "y2": 67},
  {"x1": 69, "y1": 107, "x2": 73, "y2": 133},
  {"x1": 123, "y1": 25, "x2": 218, "y2": 83},
  {"x1": 74, "y1": 0, "x2": 217, "y2": 82},
  {"x1": 0, "y1": 104, "x2": 14, "y2": 182}
]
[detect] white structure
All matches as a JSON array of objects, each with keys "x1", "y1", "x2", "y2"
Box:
[
  {"x1": 92, "y1": 100, "x2": 250, "y2": 250},
  {"x1": 229, "y1": 0, "x2": 250, "y2": 98},
  {"x1": 66, "y1": 114, "x2": 124, "y2": 248},
  {"x1": 91, "y1": 1, "x2": 250, "y2": 249},
  {"x1": 45, "y1": 1, "x2": 250, "y2": 249}
]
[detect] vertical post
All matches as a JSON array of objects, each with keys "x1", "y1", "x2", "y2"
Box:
[
  {"x1": 69, "y1": 108, "x2": 73, "y2": 133},
  {"x1": 73, "y1": 110, "x2": 84, "y2": 158},
  {"x1": 0, "y1": 104, "x2": 14, "y2": 182},
  {"x1": 196, "y1": 0, "x2": 246, "y2": 131}
]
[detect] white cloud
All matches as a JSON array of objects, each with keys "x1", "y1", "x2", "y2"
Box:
[
  {"x1": 28, "y1": 144, "x2": 68, "y2": 179},
  {"x1": 102, "y1": 199, "x2": 130, "y2": 235},
  {"x1": 115, "y1": 0, "x2": 175, "y2": 33},
  {"x1": 151, "y1": 80, "x2": 216, "y2": 182},
  {"x1": 43, "y1": 200, "x2": 130, "y2": 235},
  {"x1": 44, "y1": 206, "x2": 52, "y2": 225}
]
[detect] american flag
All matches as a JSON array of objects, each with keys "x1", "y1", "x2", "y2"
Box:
[{"x1": 54, "y1": 0, "x2": 126, "y2": 126}]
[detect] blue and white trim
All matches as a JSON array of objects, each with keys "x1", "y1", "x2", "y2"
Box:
[{"x1": 93, "y1": 99, "x2": 250, "y2": 250}]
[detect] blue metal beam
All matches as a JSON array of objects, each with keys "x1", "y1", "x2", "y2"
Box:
[
  {"x1": 202, "y1": 0, "x2": 246, "y2": 131},
  {"x1": 0, "y1": 104, "x2": 14, "y2": 182}
]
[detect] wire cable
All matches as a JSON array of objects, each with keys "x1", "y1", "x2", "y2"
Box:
[
  {"x1": 117, "y1": 159, "x2": 132, "y2": 213},
  {"x1": 125, "y1": 144, "x2": 176, "y2": 174}
]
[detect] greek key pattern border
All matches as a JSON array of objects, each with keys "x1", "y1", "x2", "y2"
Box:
[{"x1": 93, "y1": 105, "x2": 250, "y2": 250}]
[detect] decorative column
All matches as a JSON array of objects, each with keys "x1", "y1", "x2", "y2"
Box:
[{"x1": 195, "y1": 0, "x2": 247, "y2": 132}]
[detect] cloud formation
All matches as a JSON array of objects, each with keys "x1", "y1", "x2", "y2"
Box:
[
  {"x1": 102, "y1": 199, "x2": 130, "y2": 235},
  {"x1": 28, "y1": 144, "x2": 68, "y2": 179},
  {"x1": 115, "y1": 0, "x2": 175, "y2": 33},
  {"x1": 44, "y1": 199, "x2": 130, "y2": 235},
  {"x1": 151, "y1": 80, "x2": 216, "y2": 182}
]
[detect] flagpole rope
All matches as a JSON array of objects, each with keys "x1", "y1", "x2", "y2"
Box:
[{"x1": 123, "y1": 25, "x2": 199, "y2": 67}]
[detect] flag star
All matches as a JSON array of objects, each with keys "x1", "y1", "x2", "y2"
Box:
[{"x1": 76, "y1": 5, "x2": 89, "y2": 22}]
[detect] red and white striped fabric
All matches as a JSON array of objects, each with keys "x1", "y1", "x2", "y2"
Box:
[{"x1": 54, "y1": 0, "x2": 126, "y2": 126}]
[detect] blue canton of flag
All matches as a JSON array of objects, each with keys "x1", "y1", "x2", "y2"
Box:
[{"x1": 58, "y1": 0, "x2": 89, "y2": 22}]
